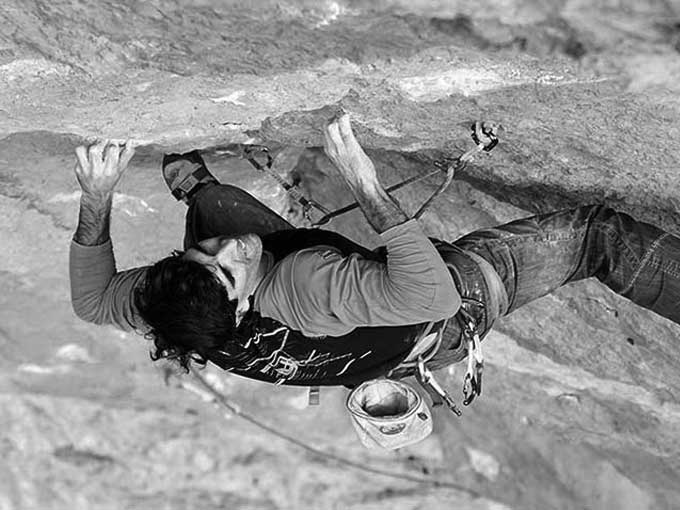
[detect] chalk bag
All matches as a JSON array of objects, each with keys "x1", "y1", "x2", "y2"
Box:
[{"x1": 346, "y1": 379, "x2": 432, "y2": 450}]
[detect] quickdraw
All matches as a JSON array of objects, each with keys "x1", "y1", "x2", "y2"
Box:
[
  {"x1": 415, "y1": 356, "x2": 463, "y2": 416},
  {"x1": 412, "y1": 303, "x2": 485, "y2": 417},
  {"x1": 242, "y1": 145, "x2": 332, "y2": 224},
  {"x1": 462, "y1": 319, "x2": 484, "y2": 406},
  {"x1": 451, "y1": 303, "x2": 485, "y2": 407},
  {"x1": 242, "y1": 120, "x2": 500, "y2": 227}
]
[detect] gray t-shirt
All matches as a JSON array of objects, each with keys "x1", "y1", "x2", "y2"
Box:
[
  {"x1": 69, "y1": 219, "x2": 460, "y2": 335},
  {"x1": 254, "y1": 220, "x2": 460, "y2": 336}
]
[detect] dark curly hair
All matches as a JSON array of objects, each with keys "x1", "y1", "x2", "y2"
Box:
[{"x1": 133, "y1": 253, "x2": 239, "y2": 371}]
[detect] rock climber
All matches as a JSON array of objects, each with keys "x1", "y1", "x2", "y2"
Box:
[{"x1": 70, "y1": 113, "x2": 680, "y2": 402}]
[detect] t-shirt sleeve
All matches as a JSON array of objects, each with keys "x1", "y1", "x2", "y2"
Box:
[
  {"x1": 283, "y1": 219, "x2": 461, "y2": 334},
  {"x1": 69, "y1": 239, "x2": 149, "y2": 332}
]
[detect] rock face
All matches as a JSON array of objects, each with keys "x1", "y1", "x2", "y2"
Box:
[{"x1": 1, "y1": 1, "x2": 680, "y2": 509}]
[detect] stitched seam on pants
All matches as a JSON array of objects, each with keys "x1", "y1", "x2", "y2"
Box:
[
  {"x1": 503, "y1": 229, "x2": 590, "y2": 283},
  {"x1": 556, "y1": 225, "x2": 590, "y2": 284},
  {"x1": 487, "y1": 231, "x2": 584, "y2": 314},
  {"x1": 646, "y1": 251, "x2": 680, "y2": 279},
  {"x1": 660, "y1": 258, "x2": 680, "y2": 278},
  {"x1": 620, "y1": 233, "x2": 670, "y2": 296},
  {"x1": 502, "y1": 230, "x2": 583, "y2": 245},
  {"x1": 593, "y1": 222, "x2": 643, "y2": 274},
  {"x1": 630, "y1": 231, "x2": 680, "y2": 279}
]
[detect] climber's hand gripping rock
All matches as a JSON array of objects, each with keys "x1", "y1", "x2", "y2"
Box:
[{"x1": 74, "y1": 140, "x2": 135, "y2": 198}]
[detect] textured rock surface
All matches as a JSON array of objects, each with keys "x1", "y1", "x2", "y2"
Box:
[{"x1": 1, "y1": 1, "x2": 680, "y2": 509}]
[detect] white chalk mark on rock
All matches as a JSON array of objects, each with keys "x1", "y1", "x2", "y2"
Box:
[
  {"x1": 315, "y1": 1, "x2": 348, "y2": 28},
  {"x1": 486, "y1": 503, "x2": 514, "y2": 510},
  {"x1": 113, "y1": 194, "x2": 157, "y2": 216},
  {"x1": 210, "y1": 91, "x2": 246, "y2": 105},
  {"x1": 136, "y1": 81, "x2": 153, "y2": 92},
  {"x1": 398, "y1": 70, "x2": 610, "y2": 101},
  {"x1": 55, "y1": 344, "x2": 96, "y2": 363},
  {"x1": 0, "y1": 59, "x2": 71, "y2": 81},
  {"x1": 192, "y1": 450, "x2": 216, "y2": 472},
  {"x1": 351, "y1": 113, "x2": 403, "y2": 138},
  {"x1": 466, "y1": 447, "x2": 501, "y2": 481},
  {"x1": 288, "y1": 391, "x2": 310, "y2": 410},
  {"x1": 18, "y1": 363, "x2": 71, "y2": 375},
  {"x1": 48, "y1": 191, "x2": 82, "y2": 203},
  {"x1": 398, "y1": 69, "x2": 508, "y2": 100}
]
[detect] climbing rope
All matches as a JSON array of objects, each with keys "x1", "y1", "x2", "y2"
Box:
[
  {"x1": 168, "y1": 366, "x2": 483, "y2": 497},
  {"x1": 414, "y1": 121, "x2": 499, "y2": 220}
]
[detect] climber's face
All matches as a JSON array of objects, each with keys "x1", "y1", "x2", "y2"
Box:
[{"x1": 184, "y1": 233, "x2": 264, "y2": 322}]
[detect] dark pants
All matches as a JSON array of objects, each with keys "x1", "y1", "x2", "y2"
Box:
[
  {"x1": 185, "y1": 184, "x2": 680, "y2": 355},
  {"x1": 455, "y1": 205, "x2": 680, "y2": 326}
]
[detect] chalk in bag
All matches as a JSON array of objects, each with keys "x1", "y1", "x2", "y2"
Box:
[{"x1": 346, "y1": 379, "x2": 432, "y2": 450}]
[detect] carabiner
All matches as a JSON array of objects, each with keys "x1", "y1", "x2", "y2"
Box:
[
  {"x1": 462, "y1": 321, "x2": 484, "y2": 406},
  {"x1": 243, "y1": 145, "x2": 331, "y2": 224},
  {"x1": 471, "y1": 121, "x2": 500, "y2": 152},
  {"x1": 243, "y1": 145, "x2": 273, "y2": 171},
  {"x1": 416, "y1": 357, "x2": 463, "y2": 417}
]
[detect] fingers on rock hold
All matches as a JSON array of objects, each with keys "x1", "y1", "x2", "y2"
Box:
[
  {"x1": 105, "y1": 143, "x2": 120, "y2": 163},
  {"x1": 338, "y1": 114, "x2": 355, "y2": 142},
  {"x1": 120, "y1": 142, "x2": 136, "y2": 166},
  {"x1": 75, "y1": 145, "x2": 89, "y2": 170},
  {"x1": 89, "y1": 141, "x2": 105, "y2": 161},
  {"x1": 326, "y1": 120, "x2": 341, "y2": 142}
]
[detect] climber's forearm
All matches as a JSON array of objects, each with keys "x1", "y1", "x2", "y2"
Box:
[
  {"x1": 343, "y1": 175, "x2": 410, "y2": 234},
  {"x1": 74, "y1": 191, "x2": 113, "y2": 246}
]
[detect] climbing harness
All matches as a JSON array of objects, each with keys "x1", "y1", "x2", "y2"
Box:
[
  {"x1": 345, "y1": 293, "x2": 488, "y2": 449},
  {"x1": 243, "y1": 121, "x2": 500, "y2": 226},
  {"x1": 382, "y1": 319, "x2": 464, "y2": 418},
  {"x1": 388, "y1": 298, "x2": 486, "y2": 420}
]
